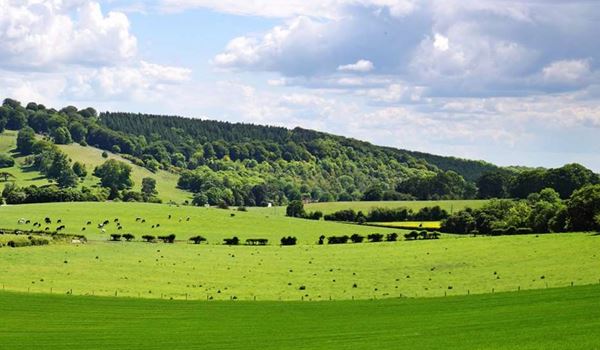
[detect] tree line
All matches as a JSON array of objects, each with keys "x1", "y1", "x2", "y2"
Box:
[{"x1": 441, "y1": 185, "x2": 600, "y2": 234}]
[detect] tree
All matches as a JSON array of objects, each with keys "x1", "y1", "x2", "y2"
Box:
[
  {"x1": 6, "y1": 109, "x2": 27, "y2": 130},
  {"x1": 477, "y1": 172, "x2": 509, "y2": 199},
  {"x1": 68, "y1": 122, "x2": 87, "y2": 143},
  {"x1": 0, "y1": 172, "x2": 15, "y2": 182},
  {"x1": 16, "y1": 127, "x2": 36, "y2": 155},
  {"x1": 0, "y1": 117, "x2": 6, "y2": 133},
  {"x1": 141, "y1": 177, "x2": 158, "y2": 199},
  {"x1": 0, "y1": 153, "x2": 15, "y2": 168},
  {"x1": 72, "y1": 162, "x2": 87, "y2": 178},
  {"x1": 50, "y1": 126, "x2": 72, "y2": 144},
  {"x1": 93, "y1": 159, "x2": 133, "y2": 191},
  {"x1": 362, "y1": 185, "x2": 384, "y2": 201},
  {"x1": 567, "y1": 184, "x2": 600, "y2": 231},
  {"x1": 286, "y1": 200, "x2": 306, "y2": 218}
]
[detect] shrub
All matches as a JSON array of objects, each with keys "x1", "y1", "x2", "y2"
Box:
[
  {"x1": 367, "y1": 233, "x2": 384, "y2": 243},
  {"x1": 110, "y1": 234, "x2": 122, "y2": 241},
  {"x1": 223, "y1": 236, "x2": 239, "y2": 245},
  {"x1": 386, "y1": 233, "x2": 398, "y2": 242},
  {"x1": 350, "y1": 234, "x2": 364, "y2": 243},
  {"x1": 142, "y1": 235, "x2": 155, "y2": 242},
  {"x1": 122, "y1": 233, "x2": 135, "y2": 241},
  {"x1": 101, "y1": 151, "x2": 108, "y2": 158},
  {"x1": 237, "y1": 206, "x2": 248, "y2": 212},
  {"x1": 158, "y1": 234, "x2": 176, "y2": 243},
  {"x1": 327, "y1": 235, "x2": 349, "y2": 244},
  {"x1": 280, "y1": 236, "x2": 297, "y2": 246},
  {"x1": 0, "y1": 153, "x2": 15, "y2": 168},
  {"x1": 516, "y1": 227, "x2": 533, "y2": 235},
  {"x1": 189, "y1": 235, "x2": 207, "y2": 244}
]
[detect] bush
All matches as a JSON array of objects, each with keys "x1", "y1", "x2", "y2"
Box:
[
  {"x1": 327, "y1": 235, "x2": 349, "y2": 244},
  {"x1": 350, "y1": 234, "x2": 364, "y2": 243},
  {"x1": 110, "y1": 234, "x2": 122, "y2": 241},
  {"x1": 189, "y1": 235, "x2": 207, "y2": 244},
  {"x1": 158, "y1": 234, "x2": 176, "y2": 243},
  {"x1": 142, "y1": 235, "x2": 155, "y2": 242},
  {"x1": 516, "y1": 227, "x2": 533, "y2": 235},
  {"x1": 101, "y1": 151, "x2": 108, "y2": 158},
  {"x1": 386, "y1": 233, "x2": 398, "y2": 242},
  {"x1": 0, "y1": 153, "x2": 15, "y2": 168},
  {"x1": 367, "y1": 233, "x2": 384, "y2": 243},
  {"x1": 122, "y1": 233, "x2": 135, "y2": 241},
  {"x1": 223, "y1": 236, "x2": 240, "y2": 245},
  {"x1": 280, "y1": 236, "x2": 297, "y2": 246}
]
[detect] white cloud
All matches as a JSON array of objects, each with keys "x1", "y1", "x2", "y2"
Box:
[
  {"x1": 542, "y1": 59, "x2": 591, "y2": 84},
  {"x1": 338, "y1": 59, "x2": 374, "y2": 72},
  {"x1": 161, "y1": 0, "x2": 418, "y2": 19},
  {"x1": 433, "y1": 33, "x2": 449, "y2": 52},
  {"x1": 0, "y1": 1, "x2": 137, "y2": 69}
]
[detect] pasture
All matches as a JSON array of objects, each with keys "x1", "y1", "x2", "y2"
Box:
[
  {"x1": 0, "y1": 232, "x2": 598, "y2": 301},
  {"x1": 1, "y1": 284, "x2": 599, "y2": 349},
  {"x1": 252, "y1": 199, "x2": 489, "y2": 217},
  {"x1": 367, "y1": 221, "x2": 442, "y2": 230},
  {"x1": 0, "y1": 202, "x2": 400, "y2": 243}
]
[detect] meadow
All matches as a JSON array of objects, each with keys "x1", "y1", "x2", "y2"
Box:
[
  {"x1": 0, "y1": 231, "x2": 598, "y2": 301},
  {"x1": 367, "y1": 221, "x2": 442, "y2": 230},
  {"x1": 0, "y1": 202, "x2": 399, "y2": 242},
  {"x1": 252, "y1": 199, "x2": 489, "y2": 217},
  {"x1": 1, "y1": 284, "x2": 599, "y2": 349}
]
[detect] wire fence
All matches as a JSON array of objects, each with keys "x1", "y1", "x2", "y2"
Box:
[{"x1": 1, "y1": 279, "x2": 599, "y2": 302}]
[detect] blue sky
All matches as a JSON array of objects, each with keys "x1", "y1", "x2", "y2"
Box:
[{"x1": 1, "y1": 1, "x2": 599, "y2": 171}]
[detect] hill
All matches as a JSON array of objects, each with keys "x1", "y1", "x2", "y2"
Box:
[
  {"x1": 0, "y1": 131, "x2": 190, "y2": 203},
  {"x1": 1, "y1": 285, "x2": 599, "y2": 349},
  {"x1": 1, "y1": 98, "x2": 597, "y2": 206}
]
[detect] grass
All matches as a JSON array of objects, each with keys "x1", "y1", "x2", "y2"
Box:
[
  {"x1": 0, "y1": 230, "x2": 598, "y2": 301},
  {"x1": 251, "y1": 200, "x2": 489, "y2": 217},
  {"x1": 0, "y1": 202, "x2": 400, "y2": 242},
  {"x1": 0, "y1": 130, "x2": 191, "y2": 203},
  {"x1": 368, "y1": 221, "x2": 442, "y2": 230},
  {"x1": 1, "y1": 284, "x2": 599, "y2": 349}
]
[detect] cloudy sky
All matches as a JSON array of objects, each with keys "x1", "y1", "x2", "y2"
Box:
[{"x1": 1, "y1": 0, "x2": 599, "y2": 170}]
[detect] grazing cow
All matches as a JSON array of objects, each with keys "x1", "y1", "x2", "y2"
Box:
[
  {"x1": 86, "y1": 221, "x2": 91, "y2": 225},
  {"x1": 114, "y1": 218, "x2": 119, "y2": 222},
  {"x1": 168, "y1": 215, "x2": 172, "y2": 219},
  {"x1": 135, "y1": 217, "x2": 141, "y2": 222},
  {"x1": 18, "y1": 218, "x2": 26, "y2": 224},
  {"x1": 25, "y1": 220, "x2": 31, "y2": 224},
  {"x1": 45, "y1": 218, "x2": 51, "y2": 224},
  {"x1": 141, "y1": 219, "x2": 146, "y2": 223},
  {"x1": 186, "y1": 217, "x2": 190, "y2": 222},
  {"x1": 71, "y1": 239, "x2": 82, "y2": 244},
  {"x1": 57, "y1": 219, "x2": 62, "y2": 224},
  {"x1": 101, "y1": 228, "x2": 106, "y2": 233},
  {"x1": 156, "y1": 224, "x2": 160, "y2": 228}
]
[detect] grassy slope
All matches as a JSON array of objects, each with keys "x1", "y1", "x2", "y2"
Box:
[
  {"x1": 0, "y1": 202, "x2": 400, "y2": 242},
  {"x1": 252, "y1": 200, "x2": 489, "y2": 217},
  {"x1": 0, "y1": 230, "x2": 598, "y2": 300},
  {"x1": 1, "y1": 285, "x2": 599, "y2": 349},
  {"x1": 0, "y1": 131, "x2": 49, "y2": 188},
  {"x1": 0, "y1": 131, "x2": 190, "y2": 203}
]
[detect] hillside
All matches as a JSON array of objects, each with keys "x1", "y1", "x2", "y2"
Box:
[
  {"x1": 1, "y1": 98, "x2": 597, "y2": 206},
  {"x1": 0, "y1": 131, "x2": 189, "y2": 203}
]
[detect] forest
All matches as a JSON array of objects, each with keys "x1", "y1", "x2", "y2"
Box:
[{"x1": 0, "y1": 98, "x2": 598, "y2": 206}]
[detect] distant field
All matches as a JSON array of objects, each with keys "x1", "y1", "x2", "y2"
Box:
[
  {"x1": 0, "y1": 231, "x2": 598, "y2": 301},
  {"x1": 0, "y1": 131, "x2": 191, "y2": 203},
  {"x1": 252, "y1": 200, "x2": 489, "y2": 217},
  {"x1": 0, "y1": 202, "x2": 400, "y2": 243},
  {"x1": 1, "y1": 285, "x2": 600, "y2": 349},
  {"x1": 368, "y1": 221, "x2": 442, "y2": 230}
]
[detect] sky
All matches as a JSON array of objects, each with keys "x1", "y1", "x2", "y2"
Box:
[{"x1": 1, "y1": 1, "x2": 599, "y2": 171}]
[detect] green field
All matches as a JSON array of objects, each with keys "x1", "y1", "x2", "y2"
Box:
[
  {"x1": 0, "y1": 131, "x2": 190, "y2": 203},
  {"x1": 252, "y1": 200, "x2": 489, "y2": 217},
  {"x1": 1, "y1": 284, "x2": 599, "y2": 349},
  {"x1": 0, "y1": 202, "x2": 399, "y2": 243},
  {"x1": 368, "y1": 221, "x2": 442, "y2": 230},
  {"x1": 0, "y1": 230, "x2": 598, "y2": 301}
]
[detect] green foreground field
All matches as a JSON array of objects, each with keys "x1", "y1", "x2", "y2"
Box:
[{"x1": 1, "y1": 284, "x2": 599, "y2": 349}]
